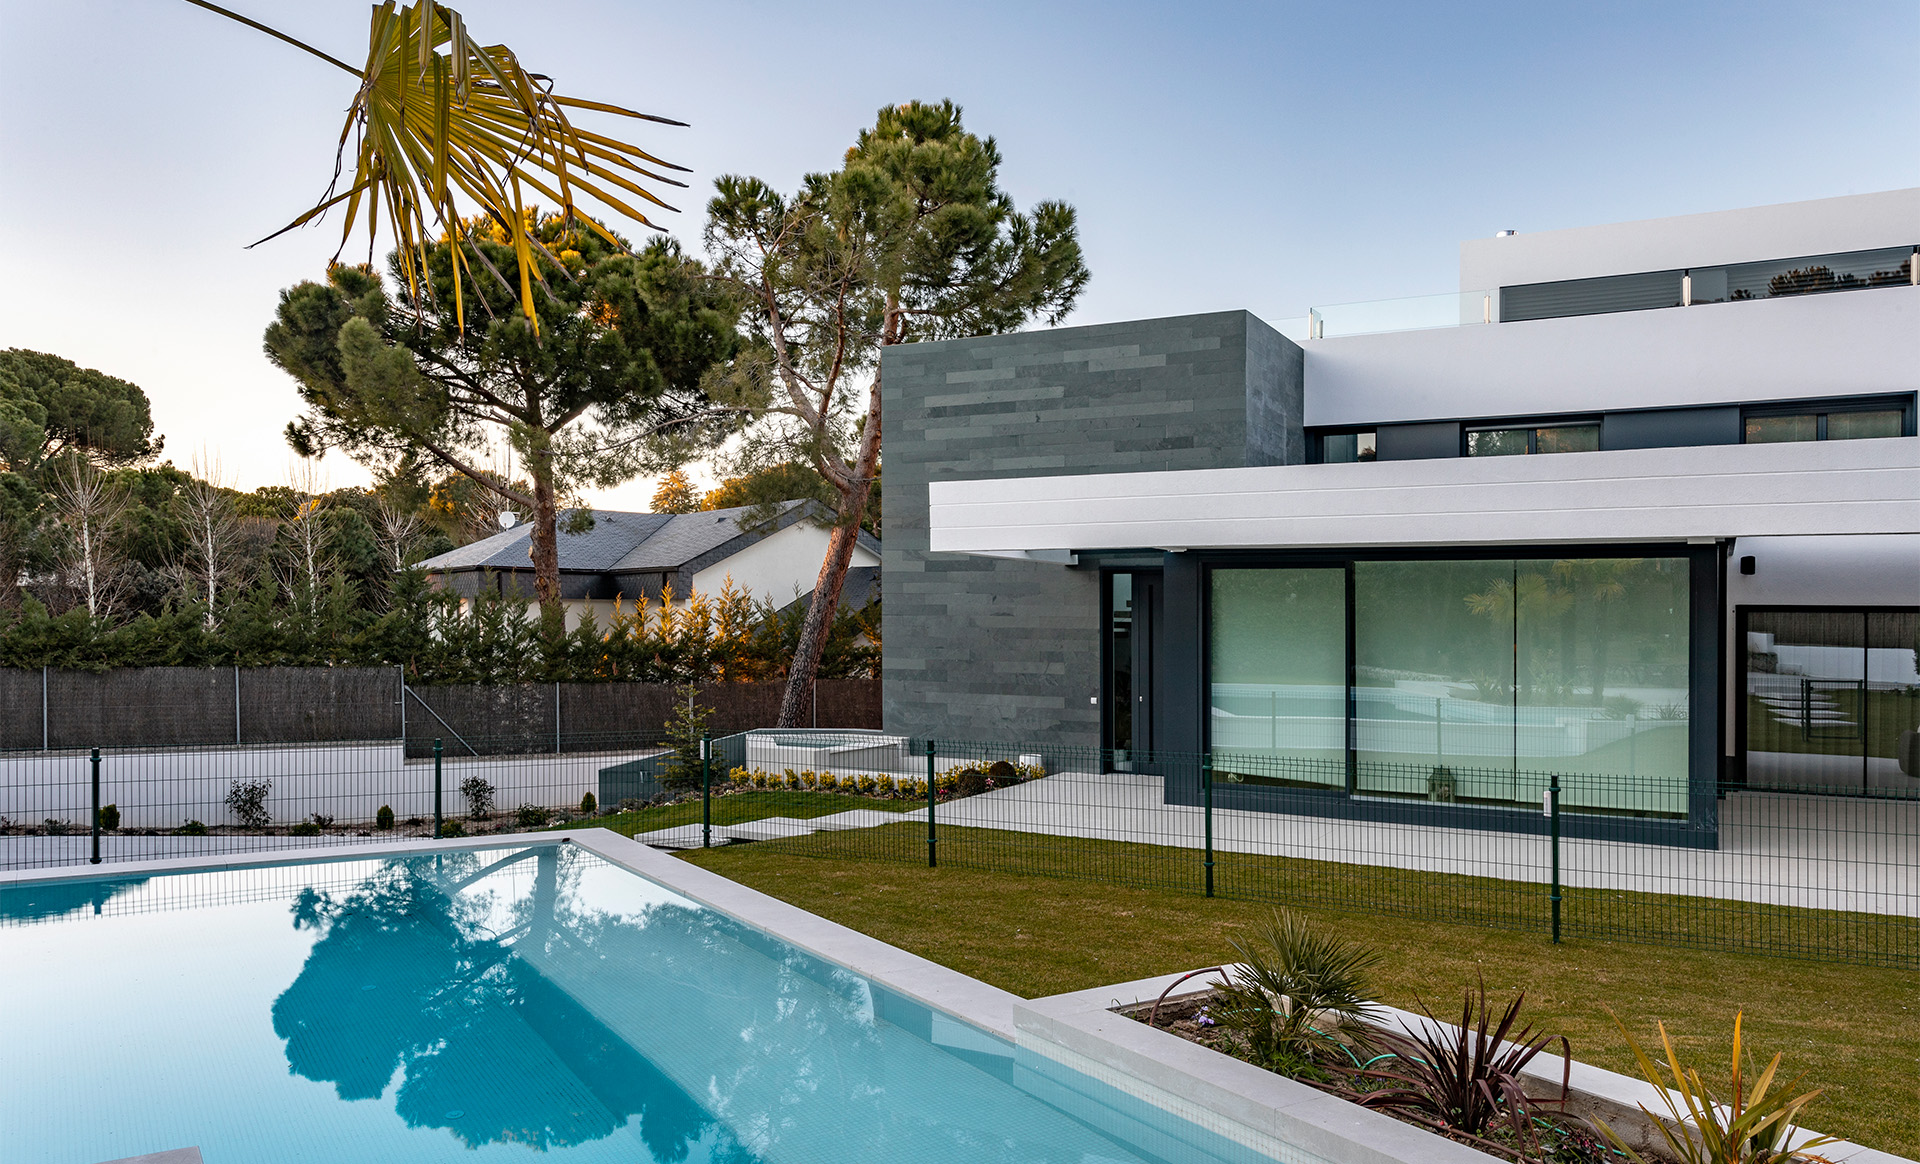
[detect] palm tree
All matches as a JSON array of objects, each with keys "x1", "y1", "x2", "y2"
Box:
[{"x1": 184, "y1": 1, "x2": 688, "y2": 330}]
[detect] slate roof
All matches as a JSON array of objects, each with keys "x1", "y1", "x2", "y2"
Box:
[{"x1": 415, "y1": 500, "x2": 876, "y2": 577}]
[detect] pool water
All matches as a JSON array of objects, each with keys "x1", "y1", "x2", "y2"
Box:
[{"x1": 2, "y1": 846, "x2": 1272, "y2": 1164}]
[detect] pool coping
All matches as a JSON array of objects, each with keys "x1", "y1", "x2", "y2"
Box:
[
  {"x1": 1031, "y1": 967, "x2": 1909, "y2": 1164},
  {"x1": 0, "y1": 829, "x2": 1028, "y2": 1041}
]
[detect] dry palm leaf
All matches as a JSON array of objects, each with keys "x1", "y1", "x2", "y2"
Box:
[{"x1": 185, "y1": 0, "x2": 687, "y2": 332}]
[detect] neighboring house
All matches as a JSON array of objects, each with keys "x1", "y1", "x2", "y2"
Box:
[
  {"x1": 418, "y1": 500, "x2": 880, "y2": 629},
  {"x1": 884, "y1": 187, "x2": 1920, "y2": 846}
]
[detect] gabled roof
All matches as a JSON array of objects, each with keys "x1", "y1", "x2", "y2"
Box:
[{"x1": 416, "y1": 500, "x2": 832, "y2": 575}]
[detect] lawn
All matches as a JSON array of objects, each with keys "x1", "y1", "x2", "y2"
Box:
[
  {"x1": 553, "y1": 791, "x2": 918, "y2": 837},
  {"x1": 681, "y1": 827, "x2": 1920, "y2": 1157}
]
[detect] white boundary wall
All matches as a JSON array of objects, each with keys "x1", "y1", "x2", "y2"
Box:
[{"x1": 0, "y1": 744, "x2": 647, "y2": 830}]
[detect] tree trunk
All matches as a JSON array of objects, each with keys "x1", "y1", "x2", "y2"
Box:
[
  {"x1": 528, "y1": 456, "x2": 563, "y2": 621},
  {"x1": 777, "y1": 478, "x2": 873, "y2": 727}
]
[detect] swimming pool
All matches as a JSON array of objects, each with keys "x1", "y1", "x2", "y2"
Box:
[{"x1": 2, "y1": 842, "x2": 1273, "y2": 1164}]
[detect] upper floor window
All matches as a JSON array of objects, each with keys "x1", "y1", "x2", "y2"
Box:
[
  {"x1": 1744, "y1": 404, "x2": 1909, "y2": 444},
  {"x1": 1466, "y1": 424, "x2": 1599, "y2": 456},
  {"x1": 1320, "y1": 430, "x2": 1377, "y2": 463},
  {"x1": 1502, "y1": 244, "x2": 1918, "y2": 324}
]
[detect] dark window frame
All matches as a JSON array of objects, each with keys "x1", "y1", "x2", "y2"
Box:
[
  {"x1": 1461, "y1": 418, "x2": 1602, "y2": 457},
  {"x1": 1309, "y1": 428, "x2": 1379, "y2": 464},
  {"x1": 1731, "y1": 604, "x2": 1920, "y2": 798},
  {"x1": 1740, "y1": 395, "x2": 1916, "y2": 443}
]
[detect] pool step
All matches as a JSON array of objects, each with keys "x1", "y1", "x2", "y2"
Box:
[{"x1": 93, "y1": 1150, "x2": 203, "y2": 1164}]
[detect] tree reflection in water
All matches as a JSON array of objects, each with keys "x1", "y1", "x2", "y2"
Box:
[{"x1": 271, "y1": 849, "x2": 756, "y2": 1160}]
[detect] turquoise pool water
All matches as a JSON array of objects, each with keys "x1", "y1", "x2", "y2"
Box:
[{"x1": 2, "y1": 845, "x2": 1272, "y2": 1164}]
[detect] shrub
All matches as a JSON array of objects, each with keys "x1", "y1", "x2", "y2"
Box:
[
  {"x1": 459, "y1": 775, "x2": 495, "y2": 819},
  {"x1": 96, "y1": 803, "x2": 120, "y2": 831},
  {"x1": 439, "y1": 817, "x2": 466, "y2": 838},
  {"x1": 1210, "y1": 910, "x2": 1382, "y2": 1076},
  {"x1": 310, "y1": 813, "x2": 335, "y2": 829},
  {"x1": 289, "y1": 820, "x2": 321, "y2": 837},
  {"x1": 516, "y1": 803, "x2": 552, "y2": 828},
  {"x1": 954, "y1": 766, "x2": 989, "y2": 798},
  {"x1": 618, "y1": 798, "x2": 645, "y2": 812},
  {"x1": 876, "y1": 775, "x2": 896, "y2": 797},
  {"x1": 1593, "y1": 1011, "x2": 1838, "y2": 1164},
  {"x1": 42, "y1": 818, "x2": 69, "y2": 836},
  {"x1": 579, "y1": 792, "x2": 597, "y2": 815},
  {"x1": 783, "y1": 770, "x2": 800, "y2": 790},
  {"x1": 375, "y1": 805, "x2": 396, "y2": 830},
  {"x1": 857, "y1": 774, "x2": 878, "y2": 795},
  {"x1": 1354, "y1": 978, "x2": 1567, "y2": 1151},
  {"x1": 818, "y1": 772, "x2": 839, "y2": 792},
  {"x1": 660, "y1": 684, "x2": 715, "y2": 790},
  {"x1": 226, "y1": 779, "x2": 272, "y2": 830},
  {"x1": 176, "y1": 819, "x2": 208, "y2": 836}
]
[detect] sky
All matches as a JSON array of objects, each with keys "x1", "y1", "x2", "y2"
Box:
[{"x1": 1, "y1": 0, "x2": 1915, "y2": 508}]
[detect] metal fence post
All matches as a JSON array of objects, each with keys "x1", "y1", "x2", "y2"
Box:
[
  {"x1": 925, "y1": 738, "x2": 937, "y2": 868},
  {"x1": 433, "y1": 738, "x2": 444, "y2": 840},
  {"x1": 89, "y1": 747, "x2": 101, "y2": 865},
  {"x1": 1202, "y1": 751, "x2": 1214, "y2": 898},
  {"x1": 1548, "y1": 772, "x2": 1561, "y2": 944},
  {"x1": 701, "y1": 732, "x2": 712, "y2": 849}
]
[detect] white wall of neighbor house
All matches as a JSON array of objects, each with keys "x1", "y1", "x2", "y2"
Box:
[
  {"x1": 1458, "y1": 187, "x2": 1920, "y2": 289},
  {"x1": 1302, "y1": 284, "x2": 1920, "y2": 427},
  {"x1": 928, "y1": 438, "x2": 1920, "y2": 554},
  {"x1": 690, "y1": 520, "x2": 878, "y2": 609}
]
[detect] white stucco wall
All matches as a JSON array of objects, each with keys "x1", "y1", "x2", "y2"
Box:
[
  {"x1": 1302, "y1": 284, "x2": 1920, "y2": 428},
  {"x1": 691, "y1": 520, "x2": 878, "y2": 607},
  {"x1": 1459, "y1": 186, "x2": 1920, "y2": 289},
  {"x1": 927, "y1": 437, "x2": 1920, "y2": 554}
]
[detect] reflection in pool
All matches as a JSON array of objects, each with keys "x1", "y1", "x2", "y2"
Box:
[{"x1": 3, "y1": 846, "x2": 1266, "y2": 1164}]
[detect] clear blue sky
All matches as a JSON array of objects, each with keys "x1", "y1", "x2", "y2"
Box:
[{"x1": 2, "y1": 0, "x2": 1914, "y2": 504}]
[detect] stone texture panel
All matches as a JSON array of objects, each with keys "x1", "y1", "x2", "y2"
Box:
[{"x1": 882, "y1": 311, "x2": 1305, "y2": 753}]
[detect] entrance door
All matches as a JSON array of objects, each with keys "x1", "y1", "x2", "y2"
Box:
[{"x1": 1107, "y1": 571, "x2": 1161, "y2": 768}]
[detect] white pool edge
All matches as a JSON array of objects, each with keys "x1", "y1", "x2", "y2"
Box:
[{"x1": 1036, "y1": 968, "x2": 1911, "y2": 1164}]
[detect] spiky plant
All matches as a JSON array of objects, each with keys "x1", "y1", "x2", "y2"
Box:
[
  {"x1": 1593, "y1": 1011, "x2": 1838, "y2": 1164},
  {"x1": 1210, "y1": 910, "x2": 1382, "y2": 1073}
]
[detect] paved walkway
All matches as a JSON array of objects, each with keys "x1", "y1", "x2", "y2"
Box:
[{"x1": 637, "y1": 771, "x2": 1919, "y2": 919}]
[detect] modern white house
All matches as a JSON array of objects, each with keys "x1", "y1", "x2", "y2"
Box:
[
  {"x1": 884, "y1": 187, "x2": 1920, "y2": 847},
  {"x1": 419, "y1": 500, "x2": 880, "y2": 629}
]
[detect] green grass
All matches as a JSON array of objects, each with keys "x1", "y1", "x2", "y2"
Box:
[
  {"x1": 680, "y1": 826, "x2": 1920, "y2": 1157},
  {"x1": 554, "y1": 791, "x2": 918, "y2": 837}
]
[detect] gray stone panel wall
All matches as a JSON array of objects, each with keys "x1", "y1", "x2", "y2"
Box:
[{"x1": 882, "y1": 310, "x2": 1304, "y2": 752}]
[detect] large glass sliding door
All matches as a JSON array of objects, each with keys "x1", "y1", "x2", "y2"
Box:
[
  {"x1": 1744, "y1": 610, "x2": 1920, "y2": 795},
  {"x1": 1209, "y1": 554, "x2": 1693, "y2": 817},
  {"x1": 1353, "y1": 560, "x2": 1517, "y2": 802},
  {"x1": 1209, "y1": 568, "x2": 1347, "y2": 787}
]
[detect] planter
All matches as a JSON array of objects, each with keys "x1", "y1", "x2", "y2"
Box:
[{"x1": 1017, "y1": 968, "x2": 1911, "y2": 1164}]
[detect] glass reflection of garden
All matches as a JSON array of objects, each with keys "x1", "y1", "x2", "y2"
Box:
[{"x1": 1209, "y1": 558, "x2": 1692, "y2": 816}]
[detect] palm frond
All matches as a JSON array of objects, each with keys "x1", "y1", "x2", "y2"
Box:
[{"x1": 193, "y1": 1, "x2": 687, "y2": 331}]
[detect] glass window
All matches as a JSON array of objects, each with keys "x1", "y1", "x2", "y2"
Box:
[
  {"x1": 1868, "y1": 612, "x2": 1920, "y2": 793},
  {"x1": 1467, "y1": 425, "x2": 1598, "y2": 456},
  {"x1": 1827, "y1": 409, "x2": 1905, "y2": 440},
  {"x1": 1466, "y1": 429, "x2": 1530, "y2": 457},
  {"x1": 1208, "y1": 569, "x2": 1347, "y2": 787},
  {"x1": 1107, "y1": 574, "x2": 1133, "y2": 758},
  {"x1": 1517, "y1": 559, "x2": 1690, "y2": 815},
  {"x1": 1353, "y1": 560, "x2": 1518, "y2": 801},
  {"x1": 1745, "y1": 414, "x2": 1819, "y2": 444},
  {"x1": 1321, "y1": 431, "x2": 1377, "y2": 464},
  {"x1": 1536, "y1": 425, "x2": 1600, "y2": 454}
]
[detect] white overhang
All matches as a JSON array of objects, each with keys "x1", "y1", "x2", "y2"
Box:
[{"x1": 927, "y1": 438, "x2": 1920, "y2": 556}]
